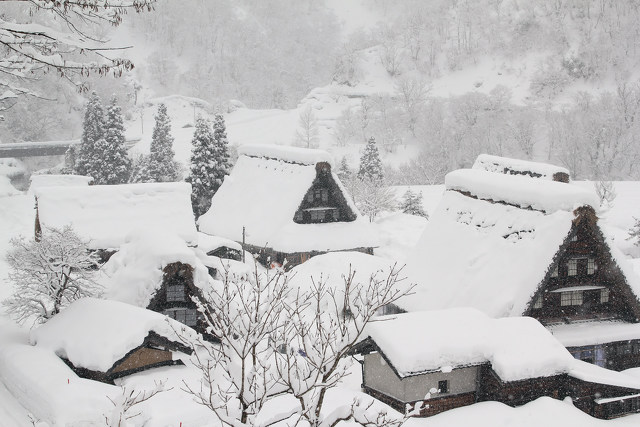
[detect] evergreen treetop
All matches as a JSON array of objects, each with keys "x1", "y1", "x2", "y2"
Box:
[
  {"x1": 357, "y1": 136, "x2": 384, "y2": 183},
  {"x1": 186, "y1": 117, "x2": 217, "y2": 217},
  {"x1": 337, "y1": 156, "x2": 352, "y2": 183},
  {"x1": 74, "y1": 91, "x2": 105, "y2": 177},
  {"x1": 100, "y1": 95, "x2": 132, "y2": 184},
  {"x1": 399, "y1": 188, "x2": 428, "y2": 218},
  {"x1": 147, "y1": 103, "x2": 178, "y2": 182}
]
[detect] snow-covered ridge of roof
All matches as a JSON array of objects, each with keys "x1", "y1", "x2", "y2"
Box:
[
  {"x1": 34, "y1": 182, "x2": 197, "y2": 250},
  {"x1": 365, "y1": 309, "x2": 575, "y2": 382},
  {"x1": 29, "y1": 174, "x2": 93, "y2": 194},
  {"x1": 197, "y1": 232, "x2": 242, "y2": 253},
  {"x1": 399, "y1": 190, "x2": 574, "y2": 317},
  {"x1": 31, "y1": 298, "x2": 197, "y2": 373},
  {"x1": 102, "y1": 232, "x2": 213, "y2": 308},
  {"x1": 473, "y1": 154, "x2": 570, "y2": 180},
  {"x1": 446, "y1": 169, "x2": 599, "y2": 213},
  {"x1": 238, "y1": 143, "x2": 333, "y2": 166}
]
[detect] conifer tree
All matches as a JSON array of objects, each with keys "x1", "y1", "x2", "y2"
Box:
[
  {"x1": 629, "y1": 217, "x2": 640, "y2": 247},
  {"x1": 357, "y1": 136, "x2": 384, "y2": 183},
  {"x1": 74, "y1": 91, "x2": 105, "y2": 178},
  {"x1": 399, "y1": 188, "x2": 428, "y2": 218},
  {"x1": 211, "y1": 113, "x2": 232, "y2": 186},
  {"x1": 147, "y1": 103, "x2": 178, "y2": 182},
  {"x1": 186, "y1": 117, "x2": 217, "y2": 217},
  {"x1": 337, "y1": 156, "x2": 352, "y2": 183},
  {"x1": 100, "y1": 96, "x2": 132, "y2": 184}
]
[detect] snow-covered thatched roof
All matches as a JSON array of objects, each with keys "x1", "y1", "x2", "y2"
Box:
[
  {"x1": 102, "y1": 232, "x2": 213, "y2": 308},
  {"x1": 473, "y1": 154, "x2": 570, "y2": 181},
  {"x1": 198, "y1": 144, "x2": 378, "y2": 253},
  {"x1": 363, "y1": 309, "x2": 640, "y2": 389},
  {"x1": 28, "y1": 174, "x2": 93, "y2": 194},
  {"x1": 363, "y1": 309, "x2": 575, "y2": 382},
  {"x1": 34, "y1": 182, "x2": 197, "y2": 250},
  {"x1": 31, "y1": 298, "x2": 196, "y2": 373},
  {"x1": 398, "y1": 165, "x2": 600, "y2": 317}
]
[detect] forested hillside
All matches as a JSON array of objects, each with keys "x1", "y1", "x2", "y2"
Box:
[{"x1": 2, "y1": 0, "x2": 640, "y2": 181}]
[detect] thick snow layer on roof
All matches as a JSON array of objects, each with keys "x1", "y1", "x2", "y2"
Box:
[
  {"x1": 238, "y1": 143, "x2": 333, "y2": 166},
  {"x1": 549, "y1": 321, "x2": 640, "y2": 348},
  {"x1": 28, "y1": 174, "x2": 93, "y2": 193},
  {"x1": 198, "y1": 154, "x2": 378, "y2": 252},
  {"x1": 287, "y1": 251, "x2": 398, "y2": 293},
  {"x1": 570, "y1": 359, "x2": 640, "y2": 390},
  {"x1": 445, "y1": 169, "x2": 599, "y2": 213},
  {"x1": 34, "y1": 182, "x2": 197, "y2": 249},
  {"x1": 365, "y1": 309, "x2": 575, "y2": 382},
  {"x1": 31, "y1": 298, "x2": 197, "y2": 373},
  {"x1": 102, "y1": 232, "x2": 213, "y2": 308},
  {"x1": 0, "y1": 341, "x2": 116, "y2": 425},
  {"x1": 473, "y1": 154, "x2": 570, "y2": 180},
  {"x1": 399, "y1": 190, "x2": 573, "y2": 316},
  {"x1": 197, "y1": 231, "x2": 242, "y2": 253}
]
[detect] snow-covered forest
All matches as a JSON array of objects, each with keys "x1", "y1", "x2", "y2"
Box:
[{"x1": 2, "y1": 1, "x2": 640, "y2": 426}]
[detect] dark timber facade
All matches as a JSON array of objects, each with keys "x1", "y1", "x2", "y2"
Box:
[{"x1": 523, "y1": 206, "x2": 640, "y2": 370}]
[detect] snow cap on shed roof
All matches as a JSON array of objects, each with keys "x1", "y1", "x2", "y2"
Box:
[
  {"x1": 31, "y1": 298, "x2": 197, "y2": 373},
  {"x1": 34, "y1": 182, "x2": 197, "y2": 250},
  {"x1": 445, "y1": 169, "x2": 599, "y2": 213},
  {"x1": 473, "y1": 154, "x2": 570, "y2": 181},
  {"x1": 364, "y1": 308, "x2": 575, "y2": 382}
]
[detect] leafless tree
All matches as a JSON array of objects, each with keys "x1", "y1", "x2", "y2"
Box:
[
  {"x1": 295, "y1": 105, "x2": 320, "y2": 149},
  {"x1": 346, "y1": 177, "x2": 397, "y2": 222},
  {"x1": 179, "y1": 264, "x2": 289, "y2": 425},
  {"x1": 0, "y1": 0, "x2": 155, "y2": 107},
  {"x1": 3, "y1": 226, "x2": 102, "y2": 325},
  {"x1": 103, "y1": 380, "x2": 169, "y2": 427},
  {"x1": 273, "y1": 264, "x2": 413, "y2": 427}
]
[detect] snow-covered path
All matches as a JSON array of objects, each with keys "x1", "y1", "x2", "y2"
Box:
[{"x1": 0, "y1": 378, "x2": 32, "y2": 427}]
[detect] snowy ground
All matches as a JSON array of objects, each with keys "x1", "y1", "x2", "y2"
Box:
[{"x1": 1, "y1": 176, "x2": 640, "y2": 425}]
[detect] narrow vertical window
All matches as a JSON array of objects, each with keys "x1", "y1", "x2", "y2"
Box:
[
  {"x1": 587, "y1": 258, "x2": 596, "y2": 275},
  {"x1": 438, "y1": 380, "x2": 448, "y2": 394},
  {"x1": 550, "y1": 266, "x2": 558, "y2": 278},
  {"x1": 568, "y1": 259, "x2": 577, "y2": 276},
  {"x1": 601, "y1": 288, "x2": 610, "y2": 303}
]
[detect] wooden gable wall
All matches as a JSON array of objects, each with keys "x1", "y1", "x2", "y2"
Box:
[
  {"x1": 524, "y1": 206, "x2": 640, "y2": 325},
  {"x1": 293, "y1": 162, "x2": 357, "y2": 224},
  {"x1": 146, "y1": 262, "x2": 213, "y2": 340}
]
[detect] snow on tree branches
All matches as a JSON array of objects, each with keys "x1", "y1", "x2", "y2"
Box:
[
  {"x1": 73, "y1": 93, "x2": 132, "y2": 184},
  {"x1": 3, "y1": 226, "x2": 102, "y2": 325},
  {"x1": 146, "y1": 103, "x2": 179, "y2": 182},
  {"x1": 175, "y1": 262, "x2": 413, "y2": 427},
  {"x1": 74, "y1": 91, "x2": 106, "y2": 178},
  {"x1": 357, "y1": 137, "x2": 384, "y2": 183},
  {"x1": 399, "y1": 189, "x2": 428, "y2": 218},
  {"x1": 0, "y1": 0, "x2": 155, "y2": 104},
  {"x1": 186, "y1": 114, "x2": 231, "y2": 217},
  {"x1": 102, "y1": 96, "x2": 133, "y2": 184}
]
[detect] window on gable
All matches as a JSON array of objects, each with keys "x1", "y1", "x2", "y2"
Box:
[
  {"x1": 438, "y1": 380, "x2": 448, "y2": 394},
  {"x1": 164, "y1": 308, "x2": 198, "y2": 327},
  {"x1": 561, "y1": 290, "x2": 583, "y2": 306},
  {"x1": 571, "y1": 234, "x2": 578, "y2": 242},
  {"x1": 166, "y1": 284, "x2": 186, "y2": 302},
  {"x1": 550, "y1": 266, "x2": 558, "y2": 278},
  {"x1": 567, "y1": 259, "x2": 578, "y2": 276},
  {"x1": 587, "y1": 258, "x2": 596, "y2": 275},
  {"x1": 533, "y1": 295, "x2": 543, "y2": 309},
  {"x1": 601, "y1": 288, "x2": 610, "y2": 304}
]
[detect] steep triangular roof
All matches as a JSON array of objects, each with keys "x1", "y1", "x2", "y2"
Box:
[
  {"x1": 398, "y1": 157, "x2": 623, "y2": 317},
  {"x1": 198, "y1": 144, "x2": 378, "y2": 253}
]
